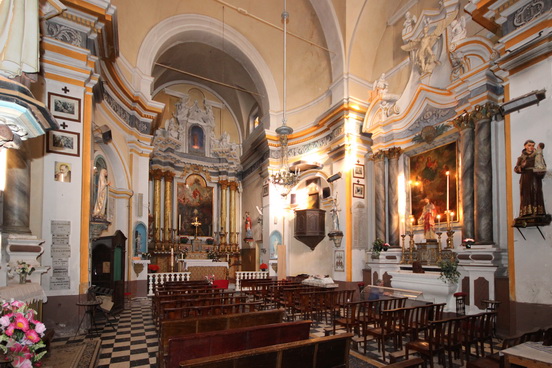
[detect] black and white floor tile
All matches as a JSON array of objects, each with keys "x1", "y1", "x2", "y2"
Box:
[{"x1": 50, "y1": 298, "x2": 501, "y2": 368}]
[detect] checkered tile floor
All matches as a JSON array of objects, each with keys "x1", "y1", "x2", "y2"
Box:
[{"x1": 50, "y1": 298, "x2": 501, "y2": 368}]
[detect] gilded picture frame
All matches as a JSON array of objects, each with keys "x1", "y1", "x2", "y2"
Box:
[{"x1": 409, "y1": 141, "x2": 458, "y2": 225}]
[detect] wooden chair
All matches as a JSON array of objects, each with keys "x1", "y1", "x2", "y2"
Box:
[
  {"x1": 441, "y1": 316, "x2": 464, "y2": 368},
  {"x1": 333, "y1": 301, "x2": 359, "y2": 335},
  {"x1": 475, "y1": 312, "x2": 496, "y2": 357},
  {"x1": 405, "y1": 318, "x2": 454, "y2": 368},
  {"x1": 461, "y1": 313, "x2": 483, "y2": 362},
  {"x1": 364, "y1": 308, "x2": 403, "y2": 362}
]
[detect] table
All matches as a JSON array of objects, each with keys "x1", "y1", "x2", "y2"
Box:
[{"x1": 502, "y1": 341, "x2": 552, "y2": 368}]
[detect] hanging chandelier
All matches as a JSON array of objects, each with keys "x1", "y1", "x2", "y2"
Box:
[{"x1": 270, "y1": 1, "x2": 298, "y2": 197}]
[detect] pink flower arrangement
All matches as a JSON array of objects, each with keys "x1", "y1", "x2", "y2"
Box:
[{"x1": 0, "y1": 300, "x2": 47, "y2": 367}]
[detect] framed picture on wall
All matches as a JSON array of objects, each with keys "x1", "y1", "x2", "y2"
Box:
[
  {"x1": 262, "y1": 183, "x2": 269, "y2": 197},
  {"x1": 48, "y1": 92, "x2": 81, "y2": 122},
  {"x1": 46, "y1": 130, "x2": 80, "y2": 157},
  {"x1": 334, "y1": 250, "x2": 345, "y2": 272},
  {"x1": 353, "y1": 164, "x2": 365, "y2": 179},
  {"x1": 353, "y1": 183, "x2": 365, "y2": 198}
]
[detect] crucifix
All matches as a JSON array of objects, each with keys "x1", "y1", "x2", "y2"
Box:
[{"x1": 191, "y1": 216, "x2": 202, "y2": 239}]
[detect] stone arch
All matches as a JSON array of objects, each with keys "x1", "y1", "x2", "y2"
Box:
[{"x1": 135, "y1": 14, "x2": 279, "y2": 124}]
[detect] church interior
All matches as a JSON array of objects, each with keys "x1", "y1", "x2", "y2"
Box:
[{"x1": 0, "y1": 0, "x2": 551, "y2": 366}]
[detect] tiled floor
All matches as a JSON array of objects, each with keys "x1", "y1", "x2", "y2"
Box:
[{"x1": 51, "y1": 297, "x2": 500, "y2": 368}]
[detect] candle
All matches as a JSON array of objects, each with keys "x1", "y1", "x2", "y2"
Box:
[
  {"x1": 178, "y1": 214, "x2": 182, "y2": 230},
  {"x1": 409, "y1": 216, "x2": 414, "y2": 232},
  {"x1": 446, "y1": 171, "x2": 450, "y2": 213},
  {"x1": 171, "y1": 248, "x2": 174, "y2": 268},
  {"x1": 437, "y1": 214, "x2": 441, "y2": 232}
]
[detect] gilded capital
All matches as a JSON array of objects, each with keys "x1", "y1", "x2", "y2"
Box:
[
  {"x1": 150, "y1": 168, "x2": 164, "y2": 181},
  {"x1": 370, "y1": 151, "x2": 386, "y2": 162},
  {"x1": 163, "y1": 171, "x2": 175, "y2": 182},
  {"x1": 472, "y1": 102, "x2": 500, "y2": 122},
  {"x1": 452, "y1": 112, "x2": 474, "y2": 131},
  {"x1": 385, "y1": 146, "x2": 402, "y2": 160},
  {"x1": 219, "y1": 180, "x2": 229, "y2": 190},
  {"x1": 228, "y1": 181, "x2": 239, "y2": 191}
]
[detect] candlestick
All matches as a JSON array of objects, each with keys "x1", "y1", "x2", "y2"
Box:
[{"x1": 437, "y1": 214, "x2": 441, "y2": 232}]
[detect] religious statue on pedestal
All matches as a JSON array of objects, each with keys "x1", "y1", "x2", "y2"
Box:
[
  {"x1": 514, "y1": 140, "x2": 550, "y2": 225},
  {"x1": 244, "y1": 212, "x2": 253, "y2": 240}
]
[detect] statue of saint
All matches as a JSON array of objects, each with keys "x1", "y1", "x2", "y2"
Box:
[
  {"x1": 92, "y1": 168, "x2": 109, "y2": 219},
  {"x1": 244, "y1": 212, "x2": 253, "y2": 239},
  {"x1": 418, "y1": 197, "x2": 437, "y2": 240},
  {"x1": 514, "y1": 140, "x2": 547, "y2": 217}
]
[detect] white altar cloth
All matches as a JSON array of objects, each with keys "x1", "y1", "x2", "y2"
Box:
[
  {"x1": 179, "y1": 259, "x2": 229, "y2": 269},
  {"x1": 0, "y1": 283, "x2": 47, "y2": 304}
]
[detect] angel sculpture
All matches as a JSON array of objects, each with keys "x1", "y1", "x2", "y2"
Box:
[{"x1": 401, "y1": 15, "x2": 453, "y2": 76}]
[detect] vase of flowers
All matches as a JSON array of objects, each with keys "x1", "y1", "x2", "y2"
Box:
[
  {"x1": 462, "y1": 238, "x2": 475, "y2": 249},
  {"x1": 14, "y1": 262, "x2": 34, "y2": 284},
  {"x1": 147, "y1": 264, "x2": 159, "y2": 273},
  {"x1": 0, "y1": 300, "x2": 47, "y2": 368},
  {"x1": 371, "y1": 238, "x2": 389, "y2": 259},
  {"x1": 260, "y1": 263, "x2": 268, "y2": 272}
]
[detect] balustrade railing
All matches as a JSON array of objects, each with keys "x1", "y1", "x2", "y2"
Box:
[
  {"x1": 147, "y1": 272, "x2": 191, "y2": 296},
  {"x1": 235, "y1": 271, "x2": 270, "y2": 291}
]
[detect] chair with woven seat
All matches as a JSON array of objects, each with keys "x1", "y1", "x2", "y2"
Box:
[{"x1": 333, "y1": 301, "x2": 359, "y2": 335}]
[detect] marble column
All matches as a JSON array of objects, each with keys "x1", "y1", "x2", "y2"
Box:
[
  {"x1": 3, "y1": 148, "x2": 30, "y2": 233},
  {"x1": 150, "y1": 169, "x2": 163, "y2": 243},
  {"x1": 219, "y1": 180, "x2": 228, "y2": 244},
  {"x1": 163, "y1": 171, "x2": 174, "y2": 243},
  {"x1": 473, "y1": 103, "x2": 498, "y2": 243},
  {"x1": 229, "y1": 181, "x2": 239, "y2": 245},
  {"x1": 372, "y1": 151, "x2": 386, "y2": 241},
  {"x1": 386, "y1": 147, "x2": 402, "y2": 246},
  {"x1": 453, "y1": 114, "x2": 475, "y2": 239}
]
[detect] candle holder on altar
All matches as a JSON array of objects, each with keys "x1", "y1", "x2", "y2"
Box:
[
  {"x1": 400, "y1": 234, "x2": 407, "y2": 264},
  {"x1": 408, "y1": 231, "x2": 415, "y2": 263},
  {"x1": 446, "y1": 229, "x2": 455, "y2": 249},
  {"x1": 436, "y1": 232, "x2": 443, "y2": 262}
]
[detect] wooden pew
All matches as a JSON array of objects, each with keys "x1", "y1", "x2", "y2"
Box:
[
  {"x1": 159, "y1": 309, "x2": 285, "y2": 367},
  {"x1": 178, "y1": 332, "x2": 354, "y2": 368},
  {"x1": 166, "y1": 320, "x2": 312, "y2": 368}
]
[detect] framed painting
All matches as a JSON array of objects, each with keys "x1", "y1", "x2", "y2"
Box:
[
  {"x1": 46, "y1": 130, "x2": 80, "y2": 157},
  {"x1": 334, "y1": 250, "x2": 345, "y2": 272},
  {"x1": 353, "y1": 183, "x2": 365, "y2": 199},
  {"x1": 409, "y1": 141, "x2": 458, "y2": 225},
  {"x1": 48, "y1": 93, "x2": 81, "y2": 122},
  {"x1": 176, "y1": 174, "x2": 214, "y2": 237},
  {"x1": 262, "y1": 183, "x2": 269, "y2": 197},
  {"x1": 353, "y1": 164, "x2": 365, "y2": 179}
]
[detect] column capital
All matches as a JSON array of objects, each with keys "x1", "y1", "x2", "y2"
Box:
[
  {"x1": 150, "y1": 168, "x2": 164, "y2": 181},
  {"x1": 163, "y1": 171, "x2": 175, "y2": 182},
  {"x1": 219, "y1": 179, "x2": 229, "y2": 190},
  {"x1": 472, "y1": 102, "x2": 500, "y2": 123},
  {"x1": 385, "y1": 146, "x2": 403, "y2": 160},
  {"x1": 228, "y1": 181, "x2": 239, "y2": 191},
  {"x1": 370, "y1": 150, "x2": 386, "y2": 162}
]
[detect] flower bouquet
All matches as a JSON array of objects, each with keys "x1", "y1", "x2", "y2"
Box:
[
  {"x1": 260, "y1": 263, "x2": 268, "y2": 271},
  {"x1": 0, "y1": 300, "x2": 47, "y2": 368},
  {"x1": 12, "y1": 262, "x2": 35, "y2": 284},
  {"x1": 147, "y1": 264, "x2": 160, "y2": 273},
  {"x1": 371, "y1": 238, "x2": 389, "y2": 258},
  {"x1": 462, "y1": 238, "x2": 475, "y2": 249}
]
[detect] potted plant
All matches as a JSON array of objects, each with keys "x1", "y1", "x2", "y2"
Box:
[
  {"x1": 147, "y1": 264, "x2": 160, "y2": 273},
  {"x1": 260, "y1": 263, "x2": 268, "y2": 272},
  {"x1": 462, "y1": 238, "x2": 475, "y2": 249},
  {"x1": 437, "y1": 259, "x2": 461, "y2": 284},
  {"x1": 371, "y1": 238, "x2": 389, "y2": 259},
  {"x1": 180, "y1": 236, "x2": 189, "y2": 244},
  {"x1": 205, "y1": 237, "x2": 214, "y2": 245}
]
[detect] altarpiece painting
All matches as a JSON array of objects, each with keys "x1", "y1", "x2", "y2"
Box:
[
  {"x1": 409, "y1": 141, "x2": 458, "y2": 225},
  {"x1": 177, "y1": 174, "x2": 214, "y2": 237}
]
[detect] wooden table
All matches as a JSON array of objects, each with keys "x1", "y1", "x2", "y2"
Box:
[{"x1": 502, "y1": 341, "x2": 552, "y2": 368}]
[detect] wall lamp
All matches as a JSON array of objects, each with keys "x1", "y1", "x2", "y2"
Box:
[
  {"x1": 500, "y1": 89, "x2": 546, "y2": 115},
  {"x1": 328, "y1": 230, "x2": 343, "y2": 248}
]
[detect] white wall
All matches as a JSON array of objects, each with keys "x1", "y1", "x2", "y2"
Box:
[{"x1": 508, "y1": 57, "x2": 552, "y2": 304}]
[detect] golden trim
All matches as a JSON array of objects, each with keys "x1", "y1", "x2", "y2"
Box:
[{"x1": 79, "y1": 90, "x2": 93, "y2": 287}]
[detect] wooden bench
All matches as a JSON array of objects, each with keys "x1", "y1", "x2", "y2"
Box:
[
  {"x1": 159, "y1": 309, "x2": 285, "y2": 368},
  {"x1": 178, "y1": 332, "x2": 353, "y2": 368},
  {"x1": 166, "y1": 320, "x2": 312, "y2": 368}
]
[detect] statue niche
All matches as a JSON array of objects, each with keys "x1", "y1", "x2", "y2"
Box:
[{"x1": 188, "y1": 125, "x2": 205, "y2": 155}]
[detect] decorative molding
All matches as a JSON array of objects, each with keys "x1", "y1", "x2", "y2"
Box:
[{"x1": 44, "y1": 21, "x2": 86, "y2": 47}]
